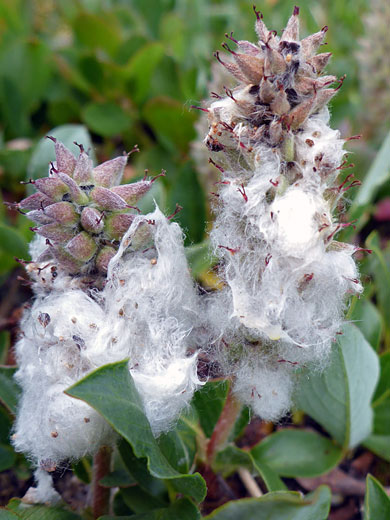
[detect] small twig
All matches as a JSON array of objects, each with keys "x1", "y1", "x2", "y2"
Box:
[
  {"x1": 91, "y1": 445, "x2": 112, "y2": 519},
  {"x1": 207, "y1": 385, "x2": 242, "y2": 465},
  {"x1": 238, "y1": 468, "x2": 263, "y2": 497}
]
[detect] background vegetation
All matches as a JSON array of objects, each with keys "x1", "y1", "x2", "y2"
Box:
[{"x1": 0, "y1": 0, "x2": 389, "y2": 519}]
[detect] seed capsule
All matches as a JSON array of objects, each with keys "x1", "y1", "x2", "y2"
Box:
[{"x1": 66, "y1": 232, "x2": 97, "y2": 262}]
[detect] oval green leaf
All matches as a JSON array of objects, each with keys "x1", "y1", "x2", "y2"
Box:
[
  {"x1": 251, "y1": 429, "x2": 342, "y2": 478},
  {"x1": 203, "y1": 486, "x2": 331, "y2": 520},
  {"x1": 364, "y1": 474, "x2": 390, "y2": 520},
  {"x1": 294, "y1": 323, "x2": 379, "y2": 449},
  {"x1": 65, "y1": 360, "x2": 206, "y2": 503}
]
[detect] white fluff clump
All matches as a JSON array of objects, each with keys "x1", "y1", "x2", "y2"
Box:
[
  {"x1": 203, "y1": 9, "x2": 363, "y2": 421},
  {"x1": 13, "y1": 206, "x2": 200, "y2": 496}
]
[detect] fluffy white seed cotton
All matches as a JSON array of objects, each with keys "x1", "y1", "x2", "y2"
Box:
[{"x1": 13, "y1": 207, "x2": 201, "y2": 482}]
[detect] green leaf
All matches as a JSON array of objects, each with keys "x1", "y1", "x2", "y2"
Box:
[
  {"x1": 124, "y1": 43, "x2": 165, "y2": 104},
  {"x1": 167, "y1": 162, "x2": 205, "y2": 245},
  {"x1": 251, "y1": 430, "x2": 342, "y2": 478},
  {"x1": 72, "y1": 13, "x2": 122, "y2": 56},
  {"x1": 99, "y1": 469, "x2": 135, "y2": 488},
  {"x1": 143, "y1": 97, "x2": 196, "y2": 153},
  {"x1": 0, "y1": 226, "x2": 28, "y2": 274},
  {"x1": 0, "y1": 443, "x2": 16, "y2": 472},
  {"x1": 100, "y1": 497, "x2": 200, "y2": 520},
  {"x1": 371, "y1": 353, "x2": 390, "y2": 439},
  {"x1": 203, "y1": 486, "x2": 331, "y2": 520},
  {"x1": 65, "y1": 360, "x2": 206, "y2": 502},
  {"x1": 294, "y1": 323, "x2": 379, "y2": 449},
  {"x1": 349, "y1": 297, "x2": 383, "y2": 351},
  {"x1": 120, "y1": 486, "x2": 166, "y2": 514},
  {"x1": 157, "y1": 428, "x2": 193, "y2": 474},
  {"x1": 185, "y1": 240, "x2": 217, "y2": 279},
  {"x1": 192, "y1": 380, "x2": 229, "y2": 438},
  {"x1": 352, "y1": 130, "x2": 390, "y2": 209},
  {"x1": 0, "y1": 366, "x2": 19, "y2": 414},
  {"x1": 214, "y1": 445, "x2": 286, "y2": 492},
  {"x1": 81, "y1": 102, "x2": 132, "y2": 137},
  {"x1": 364, "y1": 475, "x2": 390, "y2": 520},
  {"x1": 365, "y1": 232, "x2": 390, "y2": 336},
  {"x1": 27, "y1": 125, "x2": 95, "y2": 182},
  {"x1": 363, "y1": 435, "x2": 390, "y2": 462}
]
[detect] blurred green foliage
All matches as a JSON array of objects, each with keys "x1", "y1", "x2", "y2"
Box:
[
  {"x1": 0, "y1": 0, "x2": 389, "y2": 516},
  {"x1": 0, "y1": 0, "x2": 387, "y2": 258}
]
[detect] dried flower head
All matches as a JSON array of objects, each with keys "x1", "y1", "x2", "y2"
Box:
[{"x1": 203, "y1": 6, "x2": 364, "y2": 420}]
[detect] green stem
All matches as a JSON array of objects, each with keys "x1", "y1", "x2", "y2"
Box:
[
  {"x1": 92, "y1": 445, "x2": 112, "y2": 519},
  {"x1": 206, "y1": 385, "x2": 242, "y2": 466}
]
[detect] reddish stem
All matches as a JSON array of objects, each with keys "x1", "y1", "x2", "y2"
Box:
[
  {"x1": 92, "y1": 446, "x2": 112, "y2": 519},
  {"x1": 207, "y1": 386, "x2": 242, "y2": 465}
]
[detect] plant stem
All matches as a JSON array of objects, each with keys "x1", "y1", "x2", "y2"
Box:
[
  {"x1": 206, "y1": 385, "x2": 242, "y2": 466},
  {"x1": 92, "y1": 445, "x2": 112, "y2": 519}
]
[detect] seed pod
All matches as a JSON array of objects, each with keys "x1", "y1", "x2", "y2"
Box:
[
  {"x1": 307, "y1": 52, "x2": 332, "y2": 73},
  {"x1": 73, "y1": 150, "x2": 93, "y2": 184},
  {"x1": 281, "y1": 6, "x2": 300, "y2": 42},
  {"x1": 301, "y1": 26, "x2": 328, "y2": 59},
  {"x1": 44, "y1": 202, "x2": 79, "y2": 226},
  {"x1": 90, "y1": 186, "x2": 128, "y2": 211},
  {"x1": 19, "y1": 192, "x2": 53, "y2": 211},
  {"x1": 270, "y1": 87, "x2": 290, "y2": 115},
  {"x1": 93, "y1": 156, "x2": 128, "y2": 188},
  {"x1": 80, "y1": 207, "x2": 104, "y2": 234},
  {"x1": 53, "y1": 140, "x2": 77, "y2": 175},
  {"x1": 66, "y1": 232, "x2": 97, "y2": 262},
  {"x1": 95, "y1": 245, "x2": 116, "y2": 272},
  {"x1": 110, "y1": 181, "x2": 151, "y2": 205},
  {"x1": 35, "y1": 177, "x2": 69, "y2": 201},
  {"x1": 26, "y1": 210, "x2": 53, "y2": 225},
  {"x1": 35, "y1": 223, "x2": 74, "y2": 244},
  {"x1": 56, "y1": 172, "x2": 89, "y2": 205},
  {"x1": 105, "y1": 213, "x2": 135, "y2": 241}
]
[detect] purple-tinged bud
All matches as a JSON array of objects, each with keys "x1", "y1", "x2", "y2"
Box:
[
  {"x1": 47, "y1": 137, "x2": 77, "y2": 175},
  {"x1": 44, "y1": 202, "x2": 79, "y2": 226},
  {"x1": 35, "y1": 223, "x2": 75, "y2": 244},
  {"x1": 90, "y1": 186, "x2": 128, "y2": 211},
  {"x1": 19, "y1": 192, "x2": 53, "y2": 211},
  {"x1": 73, "y1": 150, "x2": 93, "y2": 184},
  {"x1": 105, "y1": 213, "x2": 135, "y2": 241},
  {"x1": 80, "y1": 207, "x2": 104, "y2": 234},
  {"x1": 52, "y1": 247, "x2": 83, "y2": 274},
  {"x1": 95, "y1": 245, "x2": 116, "y2": 272},
  {"x1": 93, "y1": 156, "x2": 128, "y2": 188},
  {"x1": 56, "y1": 172, "x2": 89, "y2": 205},
  {"x1": 66, "y1": 232, "x2": 97, "y2": 262},
  {"x1": 110, "y1": 181, "x2": 151, "y2": 205},
  {"x1": 26, "y1": 210, "x2": 53, "y2": 225},
  {"x1": 35, "y1": 177, "x2": 69, "y2": 201}
]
